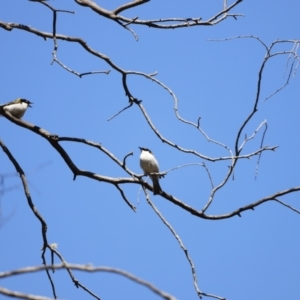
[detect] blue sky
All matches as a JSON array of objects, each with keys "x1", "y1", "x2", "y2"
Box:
[{"x1": 0, "y1": 1, "x2": 300, "y2": 300}]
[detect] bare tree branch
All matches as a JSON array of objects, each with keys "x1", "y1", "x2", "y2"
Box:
[
  {"x1": 0, "y1": 138, "x2": 102, "y2": 299},
  {"x1": 74, "y1": 0, "x2": 243, "y2": 29},
  {"x1": 114, "y1": 0, "x2": 150, "y2": 15},
  {"x1": 1, "y1": 109, "x2": 296, "y2": 219},
  {"x1": 143, "y1": 188, "x2": 204, "y2": 299},
  {"x1": 0, "y1": 264, "x2": 177, "y2": 300},
  {"x1": 0, "y1": 287, "x2": 52, "y2": 300},
  {"x1": 1, "y1": 3, "x2": 299, "y2": 298}
]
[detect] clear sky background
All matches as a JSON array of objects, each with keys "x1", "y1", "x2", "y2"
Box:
[{"x1": 0, "y1": 1, "x2": 300, "y2": 300}]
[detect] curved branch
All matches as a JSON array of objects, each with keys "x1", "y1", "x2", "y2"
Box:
[
  {"x1": 75, "y1": 0, "x2": 243, "y2": 29},
  {"x1": 0, "y1": 287, "x2": 51, "y2": 300},
  {"x1": 113, "y1": 0, "x2": 150, "y2": 15},
  {"x1": 0, "y1": 140, "x2": 48, "y2": 246},
  {"x1": 144, "y1": 189, "x2": 203, "y2": 299},
  {"x1": 116, "y1": 184, "x2": 137, "y2": 211},
  {"x1": 0, "y1": 264, "x2": 177, "y2": 300},
  {"x1": 2, "y1": 110, "x2": 297, "y2": 219}
]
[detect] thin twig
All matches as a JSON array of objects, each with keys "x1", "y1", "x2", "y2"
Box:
[
  {"x1": 143, "y1": 187, "x2": 204, "y2": 299},
  {"x1": 116, "y1": 184, "x2": 137, "y2": 212}
]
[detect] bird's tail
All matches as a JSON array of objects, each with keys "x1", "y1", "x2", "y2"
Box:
[{"x1": 151, "y1": 176, "x2": 162, "y2": 195}]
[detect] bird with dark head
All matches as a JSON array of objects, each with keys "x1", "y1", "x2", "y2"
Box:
[
  {"x1": 0, "y1": 98, "x2": 33, "y2": 119},
  {"x1": 139, "y1": 147, "x2": 162, "y2": 195}
]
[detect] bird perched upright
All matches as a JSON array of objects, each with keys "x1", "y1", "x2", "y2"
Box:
[
  {"x1": 139, "y1": 147, "x2": 162, "y2": 195},
  {"x1": 0, "y1": 98, "x2": 33, "y2": 119}
]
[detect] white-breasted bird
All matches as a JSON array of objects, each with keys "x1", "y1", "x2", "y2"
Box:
[
  {"x1": 139, "y1": 147, "x2": 162, "y2": 195},
  {"x1": 0, "y1": 98, "x2": 33, "y2": 119}
]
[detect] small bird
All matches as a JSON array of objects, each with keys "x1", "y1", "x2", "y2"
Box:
[
  {"x1": 139, "y1": 147, "x2": 162, "y2": 195},
  {"x1": 0, "y1": 98, "x2": 33, "y2": 119}
]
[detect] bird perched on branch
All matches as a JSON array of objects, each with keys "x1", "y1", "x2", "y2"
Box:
[
  {"x1": 0, "y1": 98, "x2": 33, "y2": 119},
  {"x1": 139, "y1": 147, "x2": 162, "y2": 195}
]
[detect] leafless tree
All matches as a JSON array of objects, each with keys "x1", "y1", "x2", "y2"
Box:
[{"x1": 0, "y1": 1, "x2": 299, "y2": 300}]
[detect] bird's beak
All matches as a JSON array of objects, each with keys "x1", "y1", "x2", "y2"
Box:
[
  {"x1": 28, "y1": 102, "x2": 33, "y2": 108},
  {"x1": 138, "y1": 147, "x2": 142, "y2": 150}
]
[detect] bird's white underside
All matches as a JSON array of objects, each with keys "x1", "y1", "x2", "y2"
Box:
[
  {"x1": 1, "y1": 102, "x2": 29, "y2": 118},
  {"x1": 140, "y1": 151, "x2": 159, "y2": 174}
]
